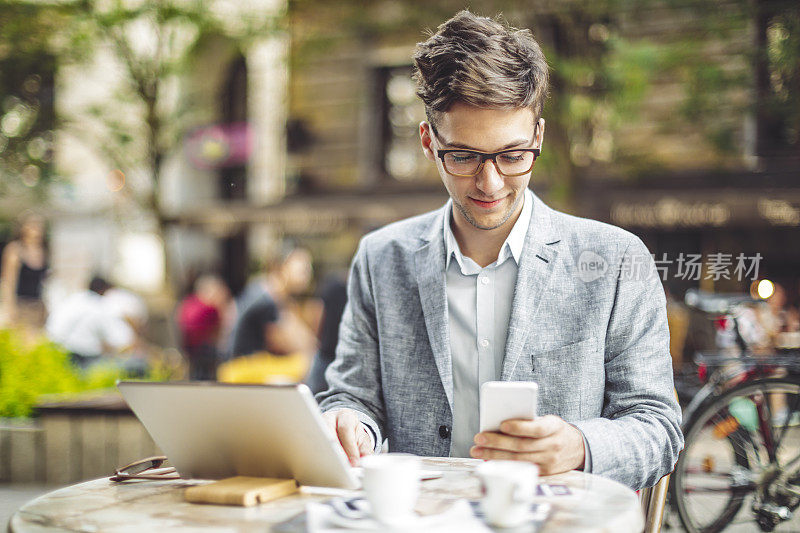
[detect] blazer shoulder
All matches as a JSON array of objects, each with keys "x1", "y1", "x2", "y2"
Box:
[{"x1": 548, "y1": 208, "x2": 648, "y2": 257}]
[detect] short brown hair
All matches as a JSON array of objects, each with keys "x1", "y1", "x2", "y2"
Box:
[{"x1": 412, "y1": 10, "x2": 549, "y2": 129}]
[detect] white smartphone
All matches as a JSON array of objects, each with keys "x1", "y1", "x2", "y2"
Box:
[{"x1": 479, "y1": 381, "x2": 539, "y2": 433}]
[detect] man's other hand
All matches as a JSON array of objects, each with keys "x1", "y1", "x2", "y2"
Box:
[
  {"x1": 321, "y1": 408, "x2": 374, "y2": 466},
  {"x1": 470, "y1": 415, "x2": 585, "y2": 475}
]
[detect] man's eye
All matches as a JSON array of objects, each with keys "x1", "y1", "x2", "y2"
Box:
[
  {"x1": 500, "y1": 152, "x2": 526, "y2": 162},
  {"x1": 450, "y1": 153, "x2": 478, "y2": 163}
]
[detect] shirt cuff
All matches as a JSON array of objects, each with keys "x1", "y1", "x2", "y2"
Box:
[{"x1": 581, "y1": 432, "x2": 592, "y2": 472}]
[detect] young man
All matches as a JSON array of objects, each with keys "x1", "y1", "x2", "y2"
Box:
[{"x1": 318, "y1": 10, "x2": 682, "y2": 490}]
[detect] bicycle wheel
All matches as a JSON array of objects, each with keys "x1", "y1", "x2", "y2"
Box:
[{"x1": 672, "y1": 376, "x2": 800, "y2": 533}]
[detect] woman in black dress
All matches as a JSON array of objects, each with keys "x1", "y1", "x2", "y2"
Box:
[{"x1": 1, "y1": 212, "x2": 49, "y2": 329}]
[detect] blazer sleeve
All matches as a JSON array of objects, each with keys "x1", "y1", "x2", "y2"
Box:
[
  {"x1": 316, "y1": 238, "x2": 386, "y2": 451},
  {"x1": 573, "y1": 236, "x2": 684, "y2": 490}
]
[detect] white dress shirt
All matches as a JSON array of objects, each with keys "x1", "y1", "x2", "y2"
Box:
[
  {"x1": 46, "y1": 290, "x2": 134, "y2": 357},
  {"x1": 444, "y1": 188, "x2": 533, "y2": 457},
  {"x1": 443, "y1": 188, "x2": 592, "y2": 471}
]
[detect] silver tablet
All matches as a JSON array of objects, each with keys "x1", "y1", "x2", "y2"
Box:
[{"x1": 117, "y1": 381, "x2": 358, "y2": 489}]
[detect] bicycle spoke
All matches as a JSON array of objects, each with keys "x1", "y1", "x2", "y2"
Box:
[
  {"x1": 783, "y1": 452, "x2": 800, "y2": 473},
  {"x1": 726, "y1": 428, "x2": 764, "y2": 470}
]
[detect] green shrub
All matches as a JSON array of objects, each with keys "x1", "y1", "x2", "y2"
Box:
[{"x1": 0, "y1": 328, "x2": 127, "y2": 418}]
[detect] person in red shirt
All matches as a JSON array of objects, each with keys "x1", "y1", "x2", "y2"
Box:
[{"x1": 177, "y1": 275, "x2": 231, "y2": 380}]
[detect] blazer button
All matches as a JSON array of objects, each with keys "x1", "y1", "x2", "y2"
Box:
[{"x1": 439, "y1": 425, "x2": 451, "y2": 439}]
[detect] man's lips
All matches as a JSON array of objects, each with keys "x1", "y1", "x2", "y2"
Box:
[{"x1": 470, "y1": 197, "x2": 504, "y2": 209}]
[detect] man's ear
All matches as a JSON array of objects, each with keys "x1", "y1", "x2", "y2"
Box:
[
  {"x1": 535, "y1": 118, "x2": 545, "y2": 150},
  {"x1": 419, "y1": 121, "x2": 436, "y2": 161}
]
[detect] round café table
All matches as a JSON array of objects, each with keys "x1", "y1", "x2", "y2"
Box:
[{"x1": 9, "y1": 458, "x2": 644, "y2": 532}]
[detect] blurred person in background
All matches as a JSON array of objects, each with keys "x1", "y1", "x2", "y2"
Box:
[
  {"x1": 665, "y1": 287, "x2": 690, "y2": 371},
  {"x1": 305, "y1": 272, "x2": 348, "y2": 394},
  {"x1": 225, "y1": 245, "x2": 318, "y2": 382},
  {"x1": 0, "y1": 212, "x2": 49, "y2": 329},
  {"x1": 732, "y1": 302, "x2": 770, "y2": 354},
  {"x1": 757, "y1": 283, "x2": 800, "y2": 350},
  {"x1": 754, "y1": 282, "x2": 800, "y2": 425},
  {"x1": 104, "y1": 285, "x2": 149, "y2": 338},
  {"x1": 177, "y1": 274, "x2": 231, "y2": 380},
  {"x1": 102, "y1": 285, "x2": 151, "y2": 376},
  {"x1": 46, "y1": 276, "x2": 135, "y2": 370}
]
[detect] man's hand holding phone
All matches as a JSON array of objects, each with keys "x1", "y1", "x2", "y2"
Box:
[
  {"x1": 470, "y1": 415, "x2": 586, "y2": 475},
  {"x1": 472, "y1": 381, "x2": 585, "y2": 475},
  {"x1": 321, "y1": 408, "x2": 374, "y2": 466}
]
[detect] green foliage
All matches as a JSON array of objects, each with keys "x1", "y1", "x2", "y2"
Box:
[
  {"x1": 604, "y1": 36, "x2": 662, "y2": 120},
  {"x1": 0, "y1": 328, "x2": 125, "y2": 418},
  {"x1": 764, "y1": 8, "x2": 800, "y2": 147}
]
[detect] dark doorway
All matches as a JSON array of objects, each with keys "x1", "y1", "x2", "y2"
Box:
[{"x1": 219, "y1": 54, "x2": 249, "y2": 296}]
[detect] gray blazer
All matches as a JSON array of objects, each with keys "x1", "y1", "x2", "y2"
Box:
[{"x1": 318, "y1": 191, "x2": 683, "y2": 490}]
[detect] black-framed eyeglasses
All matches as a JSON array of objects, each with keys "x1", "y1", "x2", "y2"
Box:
[
  {"x1": 109, "y1": 455, "x2": 179, "y2": 482},
  {"x1": 435, "y1": 147, "x2": 541, "y2": 177}
]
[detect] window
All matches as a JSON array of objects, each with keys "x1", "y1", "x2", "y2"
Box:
[{"x1": 376, "y1": 65, "x2": 436, "y2": 183}]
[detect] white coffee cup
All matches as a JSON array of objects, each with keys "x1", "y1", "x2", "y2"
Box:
[
  {"x1": 361, "y1": 453, "x2": 421, "y2": 525},
  {"x1": 475, "y1": 460, "x2": 538, "y2": 528}
]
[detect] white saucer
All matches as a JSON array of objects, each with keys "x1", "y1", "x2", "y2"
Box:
[
  {"x1": 323, "y1": 499, "x2": 473, "y2": 531},
  {"x1": 326, "y1": 509, "x2": 420, "y2": 530}
]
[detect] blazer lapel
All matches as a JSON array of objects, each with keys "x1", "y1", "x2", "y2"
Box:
[
  {"x1": 502, "y1": 193, "x2": 561, "y2": 380},
  {"x1": 415, "y1": 205, "x2": 454, "y2": 411}
]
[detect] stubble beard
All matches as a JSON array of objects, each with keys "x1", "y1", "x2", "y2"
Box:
[{"x1": 453, "y1": 191, "x2": 524, "y2": 231}]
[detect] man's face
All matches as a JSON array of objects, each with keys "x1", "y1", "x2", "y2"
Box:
[
  {"x1": 281, "y1": 249, "x2": 313, "y2": 295},
  {"x1": 420, "y1": 102, "x2": 544, "y2": 232}
]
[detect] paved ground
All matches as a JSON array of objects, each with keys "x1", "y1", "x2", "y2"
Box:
[{"x1": 1, "y1": 485, "x2": 53, "y2": 530}]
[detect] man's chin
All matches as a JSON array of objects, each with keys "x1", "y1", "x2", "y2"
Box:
[{"x1": 466, "y1": 212, "x2": 514, "y2": 231}]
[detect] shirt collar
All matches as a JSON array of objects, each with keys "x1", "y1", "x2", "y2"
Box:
[{"x1": 443, "y1": 188, "x2": 533, "y2": 272}]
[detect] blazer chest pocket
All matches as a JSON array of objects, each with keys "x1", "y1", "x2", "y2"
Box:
[{"x1": 532, "y1": 337, "x2": 598, "y2": 366}]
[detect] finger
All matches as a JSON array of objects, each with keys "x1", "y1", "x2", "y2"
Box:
[
  {"x1": 474, "y1": 431, "x2": 549, "y2": 453},
  {"x1": 470, "y1": 446, "x2": 562, "y2": 472},
  {"x1": 470, "y1": 446, "x2": 535, "y2": 463},
  {"x1": 357, "y1": 425, "x2": 374, "y2": 457},
  {"x1": 500, "y1": 415, "x2": 561, "y2": 438},
  {"x1": 335, "y1": 413, "x2": 362, "y2": 466}
]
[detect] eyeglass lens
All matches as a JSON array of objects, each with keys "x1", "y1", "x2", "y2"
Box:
[
  {"x1": 121, "y1": 457, "x2": 164, "y2": 475},
  {"x1": 443, "y1": 150, "x2": 535, "y2": 176}
]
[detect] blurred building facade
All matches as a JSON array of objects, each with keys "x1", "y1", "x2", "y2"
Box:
[
  {"x1": 281, "y1": 1, "x2": 799, "y2": 300},
  {"x1": 2, "y1": 0, "x2": 797, "y2": 313},
  {"x1": 3, "y1": 0, "x2": 287, "y2": 305}
]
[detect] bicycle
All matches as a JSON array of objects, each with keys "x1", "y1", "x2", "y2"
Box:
[{"x1": 669, "y1": 291, "x2": 800, "y2": 532}]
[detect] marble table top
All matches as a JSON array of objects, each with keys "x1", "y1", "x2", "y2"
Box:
[{"x1": 10, "y1": 457, "x2": 644, "y2": 532}]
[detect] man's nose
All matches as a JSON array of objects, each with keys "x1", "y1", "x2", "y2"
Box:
[{"x1": 475, "y1": 159, "x2": 504, "y2": 195}]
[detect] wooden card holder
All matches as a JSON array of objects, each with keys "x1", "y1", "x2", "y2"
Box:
[{"x1": 185, "y1": 476, "x2": 299, "y2": 507}]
